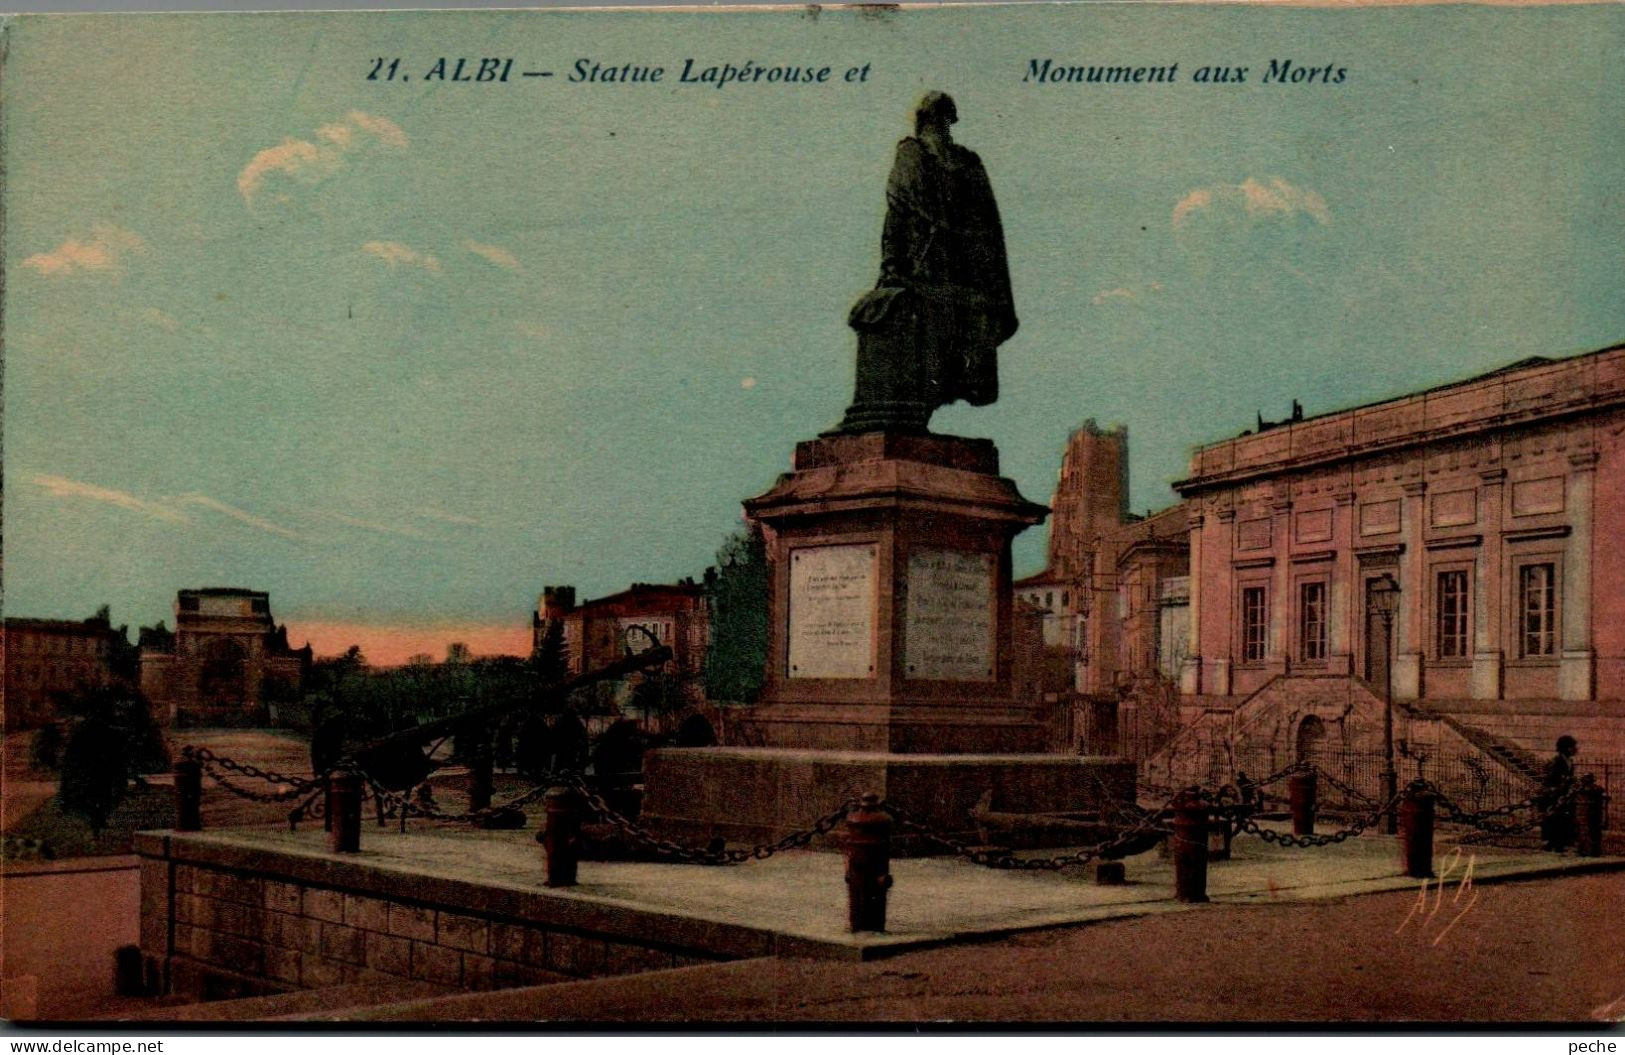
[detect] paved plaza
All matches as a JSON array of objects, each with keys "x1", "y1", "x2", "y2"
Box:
[{"x1": 171, "y1": 819, "x2": 1622, "y2": 958}]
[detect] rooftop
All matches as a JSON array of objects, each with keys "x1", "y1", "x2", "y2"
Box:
[{"x1": 1177, "y1": 341, "x2": 1625, "y2": 493}]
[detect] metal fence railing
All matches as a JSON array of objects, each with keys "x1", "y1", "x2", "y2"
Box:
[{"x1": 1138, "y1": 742, "x2": 1622, "y2": 830}]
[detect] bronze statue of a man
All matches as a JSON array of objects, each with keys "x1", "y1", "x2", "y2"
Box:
[{"x1": 838, "y1": 92, "x2": 1018, "y2": 433}]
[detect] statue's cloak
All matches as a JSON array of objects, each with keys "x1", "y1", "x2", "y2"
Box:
[{"x1": 848, "y1": 135, "x2": 1018, "y2": 410}]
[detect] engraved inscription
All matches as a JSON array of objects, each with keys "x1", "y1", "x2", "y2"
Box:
[
  {"x1": 787, "y1": 544, "x2": 875, "y2": 679},
  {"x1": 904, "y1": 549, "x2": 994, "y2": 681}
]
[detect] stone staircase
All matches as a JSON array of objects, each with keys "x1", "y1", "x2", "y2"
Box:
[{"x1": 1409, "y1": 704, "x2": 1545, "y2": 786}]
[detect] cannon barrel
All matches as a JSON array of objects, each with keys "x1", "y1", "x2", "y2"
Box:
[{"x1": 347, "y1": 645, "x2": 673, "y2": 760}]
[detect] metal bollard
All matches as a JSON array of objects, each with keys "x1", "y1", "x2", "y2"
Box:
[
  {"x1": 1288, "y1": 769, "x2": 1318, "y2": 836},
  {"x1": 1397, "y1": 781, "x2": 1436, "y2": 878},
  {"x1": 468, "y1": 735, "x2": 494, "y2": 814},
  {"x1": 1171, "y1": 789, "x2": 1210, "y2": 904},
  {"x1": 327, "y1": 769, "x2": 363, "y2": 854},
  {"x1": 1576, "y1": 775, "x2": 1607, "y2": 858},
  {"x1": 541, "y1": 786, "x2": 583, "y2": 888},
  {"x1": 844, "y1": 793, "x2": 893, "y2": 933},
  {"x1": 173, "y1": 755, "x2": 203, "y2": 832}
]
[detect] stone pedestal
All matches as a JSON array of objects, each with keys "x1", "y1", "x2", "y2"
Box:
[
  {"x1": 640, "y1": 748, "x2": 1135, "y2": 848},
  {"x1": 736, "y1": 430, "x2": 1049, "y2": 754}
]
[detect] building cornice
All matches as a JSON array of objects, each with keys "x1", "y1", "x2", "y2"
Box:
[{"x1": 1174, "y1": 344, "x2": 1625, "y2": 496}]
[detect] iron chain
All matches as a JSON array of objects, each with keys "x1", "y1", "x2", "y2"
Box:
[
  {"x1": 1239, "y1": 789, "x2": 1404, "y2": 848},
  {"x1": 882, "y1": 789, "x2": 1181, "y2": 871},
  {"x1": 566, "y1": 773, "x2": 858, "y2": 865},
  {"x1": 187, "y1": 746, "x2": 322, "y2": 803}
]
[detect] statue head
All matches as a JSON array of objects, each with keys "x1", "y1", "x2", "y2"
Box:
[{"x1": 913, "y1": 91, "x2": 958, "y2": 133}]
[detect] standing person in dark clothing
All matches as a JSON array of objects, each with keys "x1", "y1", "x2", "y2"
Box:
[{"x1": 1539, "y1": 735, "x2": 1579, "y2": 852}]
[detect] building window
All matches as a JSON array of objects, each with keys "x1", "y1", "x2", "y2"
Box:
[
  {"x1": 1435, "y1": 570, "x2": 1470, "y2": 659},
  {"x1": 1298, "y1": 581, "x2": 1327, "y2": 662},
  {"x1": 1519, "y1": 563, "x2": 1557, "y2": 657},
  {"x1": 1241, "y1": 586, "x2": 1268, "y2": 663}
]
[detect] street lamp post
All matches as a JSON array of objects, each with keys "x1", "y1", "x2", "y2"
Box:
[{"x1": 1367, "y1": 573, "x2": 1402, "y2": 835}]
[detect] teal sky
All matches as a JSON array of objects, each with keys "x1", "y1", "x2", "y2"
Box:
[{"x1": 5, "y1": 5, "x2": 1624, "y2": 655}]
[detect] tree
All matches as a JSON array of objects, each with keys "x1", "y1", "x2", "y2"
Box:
[
  {"x1": 531, "y1": 619, "x2": 569, "y2": 687},
  {"x1": 55, "y1": 686, "x2": 170, "y2": 831},
  {"x1": 30, "y1": 722, "x2": 64, "y2": 773},
  {"x1": 703, "y1": 522, "x2": 770, "y2": 704}
]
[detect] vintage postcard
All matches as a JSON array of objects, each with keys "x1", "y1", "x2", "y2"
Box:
[{"x1": 2, "y1": 0, "x2": 1623, "y2": 1030}]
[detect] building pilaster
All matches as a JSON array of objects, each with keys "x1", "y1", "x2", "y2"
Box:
[
  {"x1": 1181, "y1": 512, "x2": 1205, "y2": 695},
  {"x1": 1560, "y1": 450, "x2": 1598, "y2": 700},
  {"x1": 1270, "y1": 497, "x2": 1293, "y2": 675},
  {"x1": 1211, "y1": 508, "x2": 1236, "y2": 696},
  {"x1": 1394, "y1": 480, "x2": 1427, "y2": 699},
  {"x1": 1472, "y1": 467, "x2": 1506, "y2": 699},
  {"x1": 1329, "y1": 491, "x2": 1356, "y2": 676}
]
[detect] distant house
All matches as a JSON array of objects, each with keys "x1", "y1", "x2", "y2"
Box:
[
  {"x1": 139, "y1": 588, "x2": 311, "y2": 727},
  {"x1": 2, "y1": 611, "x2": 131, "y2": 730},
  {"x1": 532, "y1": 581, "x2": 709, "y2": 708}
]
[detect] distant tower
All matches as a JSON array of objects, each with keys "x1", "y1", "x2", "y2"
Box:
[
  {"x1": 1045, "y1": 420, "x2": 1129, "y2": 580},
  {"x1": 539, "y1": 586, "x2": 577, "y2": 620},
  {"x1": 532, "y1": 586, "x2": 580, "y2": 668}
]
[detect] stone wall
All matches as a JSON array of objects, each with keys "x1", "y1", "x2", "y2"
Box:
[{"x1": 137, "y1": 833, "x2": 734, "y2": 1001}]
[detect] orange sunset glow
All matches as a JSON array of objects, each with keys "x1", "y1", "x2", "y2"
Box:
[{"x1": 289, "y1": 621, "x2": 534, "y2": 668}]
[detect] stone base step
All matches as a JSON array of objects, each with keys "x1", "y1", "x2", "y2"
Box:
[{"x1": 103, "y1": 981, "x2": 449, "y2": 1022}]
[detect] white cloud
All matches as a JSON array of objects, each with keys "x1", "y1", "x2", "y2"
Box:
[
  {"x1": 1173, "y1": 178, "x2": 1331, "y2": 230},
  {"x1": 1090, "y1": 288, "x2": 1136, "y2": 306},
  {"x1": 514, "y1": 322, "x2": 548, "y2": 340},
  {"x1": 178, "y1": 494, "x2": 303, "y2": 540},
  {"x1": 32, "y1": 473, "x2": 188, "y2": 523},
  {"x1": 362, "y1": 241, "x2": 441, "y2": 274},
  {"x1": 462, "y1": 240, "x2": 522, "y2": 271},
  {"x1": 31, "y1": 473, "x2": 309, "y2": 542},
  {"x1": 22, "y1": 225, "x2": 146, "y2": 278},
  {"x1": 346, "y1": 111, "x2": 409, "y2": 149},
  {"x1": 237, "y1": 110, "x2": 408, "y2": 207},
  {"x1": 318, "y1": 510, "x2": 430, "y2": 539},
  {"x1": 740, "y1": 377, "x2": 758, "y2": 389}
]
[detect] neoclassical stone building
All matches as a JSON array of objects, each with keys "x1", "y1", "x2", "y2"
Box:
[{"x1": 1162, "y1": 343, "x2": 1625, "y2": 777}]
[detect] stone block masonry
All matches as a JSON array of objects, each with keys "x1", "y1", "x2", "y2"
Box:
[{"x1": 136, "y1": 832, "x2": 733, "y2": 1002}]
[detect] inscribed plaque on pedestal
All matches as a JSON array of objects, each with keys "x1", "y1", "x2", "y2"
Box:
[
  {"x1": 788, "y1": 543, "x2": 876, "y2": 679},
  {"x1": 904, "y1": 549, "x2": 994, "y2": 681}
]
